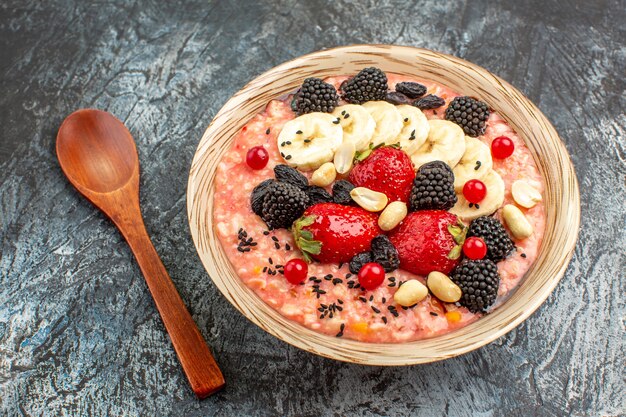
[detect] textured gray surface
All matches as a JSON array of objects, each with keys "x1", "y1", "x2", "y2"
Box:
[{"x1": 0, "y1": 0, "x2": 624, "y2": 416}]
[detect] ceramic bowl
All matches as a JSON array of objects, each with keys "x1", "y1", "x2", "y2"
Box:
[{"x1": 187, "y1": 45, "x2": 580, "y2": 365}]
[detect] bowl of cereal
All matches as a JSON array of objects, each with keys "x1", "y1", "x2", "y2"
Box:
[{"x1": 187, "y1": 45, "x2": 580, "y2": 364}]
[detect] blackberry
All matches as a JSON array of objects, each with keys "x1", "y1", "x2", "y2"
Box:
[
  {"x1": 395, "y1": 82, "x2": 427, "y2": 99},
  {"x1": 349, "y1": 252, "x2": 373, "y2": 274},
  {"x1": 274, "y1": 164, "x2": 308, "y2": 189},
  {"x1": 385, "y1": 91, "x2": 411, "y2": 105},
  {"x1": 341, "y1": 67, "x2": 388, "y2": 104},
  {"x1": 250, "y1": 179, "x2": 276, "y2": 216},
  {"x1": 450, "y1": 259, "x2": 500, "y2": 313},
  {"x1": 332, "y1": 180, "x2": 355, "y2": 205},
  {"x1": 467, "y1": 216, "x2": 515, "y2": 262},
  {"x1": 414, "y1": 94, "x2": 445, "y2": 110},
  {"x1": 409, "y1": 161, "x2": 457, "y2": 211},
  {"x1": 305, "y1": 185, "x2": 333, "y2": 206},
  {"x1": 292, "y1": 77, "x2": 339, "y2": 116},
  {"x1": 260, "y1": 182, "x2": 309, "y2": 229},
  {"x1": 370, "y1": 235, "x2": 400, "y2": 272},
  {"x1": 445, "y1": 96, "x2": 490, "y2": 137}
]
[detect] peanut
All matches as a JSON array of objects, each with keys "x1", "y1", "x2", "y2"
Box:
[
  {"x1": 350, "y1": 187, "x2": 388, "y2": 212},
  {"x1": 511, "y1": 180, "x2": 542, "y2": 208},
  {"x1": 393, "y1": 279, "x2": 428, "y2": 307},
  {"x1": 378, "y1": 201, "x2": 408, "y2": 231},
  {"x1": 502, "y1": 204, "x2": 533, "y2": 239},
  {"x1": 310, "y1": 162, "x2": 336, "y2": 187},
  {"x1": 427, "y1": 271, "x2": 462, "y2": 303}
]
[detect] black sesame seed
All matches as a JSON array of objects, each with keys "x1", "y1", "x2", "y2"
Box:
[
  {"x1": 404, "y1": 117, "x2": 409, "y2": 122},
  {"x1": 359, "y1": 297, "x2": 367, "y2": 303},
  {"x1": 382, "y1": 317, "x2": 388, "y2": 324},
  {"x1": 275, "y1": 242, "x2": 281, "y2": 249},
  {"x1": 343, "y1": 113, "x2": 349, "y2": 119},
  {"x1": 237, "y1": 247, "x2": 245, "y2": 252},
  {"x1": 430, "y1": 312, "x2": 438, "y2": 316},
  {"x1": 341, "y1": 110, "x2": 346, "y2": 115},
  {"x1": 388, "y1": 282, "x2": 396, "y2": 287},
  {"x1": 382, "y1": 297, "x2": 386, "y2": 304},
  {"x1": 268, "y1": 257, "x2": 273, "y2": 264},
  {"x1": 371, "y1": 306, "x2": 381, "y2": 314},
  {"x1": 332, "y1": 118, "x2": 340, "y2": 124},
  {"x1": 285, "y1": 243, "x2": 291, "y2": 250},
  {"x1": 389, "y1": 277, "x2": 396, "y2": 282},
  {"x1": 275, "y1": 264, "x2": 283, "y2": 268},
  {"x1": 337, "y1": 299, "x2": 344, "y2": 304},
  {"x1": 271, "y1": 236, "x2": 279, "y2": 242},
  {"x1": 332, "y1": 278, "x2": 343, "y2": 285},
  {"x1": 475, "y1": 160, "x2": 482, "y2": 171},
  {"x1": 324, "y1": 274, "x2": 333, "y2": 280},
  {"x1": 521, "y1": 253, "x2": 527, "y2": 258},
  {"x1": 369, "y1": 295, "x2": 374, "y2": 302},
  {"x1": 303, "y1": 139, "x2": 311, "y2": 143},
  {"x1": 263, "y1": 266, "x2": 267, "y2": 273},
  {"x1": 296, "y1": 130, "x2": 303, "y2": 134},
  {"x1": 285, "y1": 155, "x2": 292, "y2": 160},
  {"x1": 345, "y1": 273, "x2": 353, "y2": 279},
  {"x1": 266, "y1": 128, "x2": 271, "y2": 134},
  {"x1": 281, "y1": 142, "x2": 286, "y2": 147},
  {"x1": 263, "y1": 231, "x2": 270, "y2": 235},
  {"x1": 286, "y1": 141, "x2": 292, "y2": 145}
]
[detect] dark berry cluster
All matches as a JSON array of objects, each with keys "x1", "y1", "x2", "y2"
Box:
[
  {"x1": 450, "y1": 259, "x2": 500, "y2": 313},
  {"x1": 409, "y1": 161, "x2": 457, "y2": 211},
  {"x1": 467, "y1": 216, "x2": 515, "y2": 262},
  {"x1": 341, "y1": 67, "x2": 388, "y2": 104},
  {"x1": 292, "y1": 77, "x2": 339, "y2": 116},
  {"x1": 445, "y1": 96, "x2": 490, "y2": 137}
]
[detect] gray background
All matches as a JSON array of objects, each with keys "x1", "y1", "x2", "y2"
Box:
[{"x1": 1, "y1": 0, "x2": 624, "y2": 416}]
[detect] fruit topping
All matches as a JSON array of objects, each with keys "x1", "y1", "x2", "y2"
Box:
[
  {"x1": 426, "y1": 271, "x2": 462, "y2": 303},
  {"x1": 284, "y1": 258, "x2": 308, "y2": 284},
  {"x1": 511, "y1": 180, "x2": 542, "y2": 208},
  {"x1": 491, "y1": 136, "x2": 515, "y2": 159},
  {"x1": 462, "y1": 179, "x2": 487, "y2": 204},
  {"x1": 370, "y1": 235, "x2": 400, "y2": 273},
  {"x1": 410, "y1": 119, "x2": 465, "y2": 169},
  {"x1": 349, "y1": 147, "x2": 415, "y2": 203},
  {"x1": 293, "y1": 203, "x2": 380, "y2": 263},
  {"x1": 292, "y1": 77, "x2": 339, "y2": 116},
  {"x1": 274, "y1": 164, "x2": 308, "y2": 189},
  {"x1": 388, "y1": 210, "x2": 462, "y2": 276},
  {"x1": 445, "y1": 96, "x2": 489, "y2": 137},
  {"x1": 462, "y1": 236, "x2": 487, "y2": 260},
  {"x1": 331, "y1": 105, "x2": 376, "y2": 152},
  {"x1": 450, "y1": 259, "x2": 500, "y2": 312},
  {"x1": 450, "y1": 170, "x2": 505, "y2": 220},
  {"x1": 341, "y1": 67, "x2": 388, "y2": 104},
  {"x1": 409, "y1": 160, "x2": 457, "y2": 211},
  {"x1": 332, "y1": 179, "x2": 356, "y2": 205},
  {"x1": 414, "y1": 94, "x2": 445, "y2": 110},
  {"x1": 276, "y1": 112, "x2": 343, "y2": 170},
  {"x1": 260, "y1": 181, "x2": 309, "y2": 229},
  {"x1": 393, "y1": 279, "x2": 428, "y2": 307},
  {"x1": 502, "y1": 205, "x2": 534, "y2": 240},
  {"x1": 394, "y1": 105, "x2": 429, "y2": 154},
  {"x1": 305, "y1": 185, "x2": 333, "y2": 206},
  {"x1": 385, "y1": 91, "x2": 411, "y2": 105},
  {"x1": 358, "y1": 262, "x2": 386, "y2": 290},
  {"x1": 467, "y1": 216, "x2": 514, "y2": 262},
  {"x1": 349, "y1": 252, "x2": 373, "y2": 274},
  {"x1": 250, "y1": 179, "x2": 276, "y2": 216},
  {"x1": 246, "y1": 146, "x2": 269, "y2": 170},
  {"x1": 395, "y1": 82, "x2": 427, "y2": 99},
  {"x1": 377, "y1": 201, "x2": 408, "y2": 231},
  {"x1": 452, "y1": 136, "x2": 493, "y2": 191},
  {"x1": 361, "y1": 101, "x2": 403, "y2": 147},
  {"x1": 350, "y1": 187, "x2": 388, "y2": 212}
]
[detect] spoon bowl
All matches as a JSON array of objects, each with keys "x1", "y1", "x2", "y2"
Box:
[
  {"x1": 57, "y1": 109, "x2": 224, "y2": 398},
  {"x1": 57, "y1": 110, "x2": 137, "y2": 194}
]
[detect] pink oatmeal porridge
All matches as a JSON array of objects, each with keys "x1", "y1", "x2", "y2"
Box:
[{"x1": 213, "y1": 70, "x2": 545, "y2": 343}]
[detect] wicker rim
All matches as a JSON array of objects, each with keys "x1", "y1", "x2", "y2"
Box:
[{"x1": 187, "y1": 45, "x2": 580, "y2": 365}]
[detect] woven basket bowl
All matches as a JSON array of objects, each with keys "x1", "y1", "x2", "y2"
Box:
[{"x1": 187, "y1": 45, "x2": 580, "y2": 365}]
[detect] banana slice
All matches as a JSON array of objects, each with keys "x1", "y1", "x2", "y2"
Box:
[
  {"x1": 276, "y1": 112, "x2": 343, "y2": 171},
  {"x1": 331, "y1": 105, "x2": 375, "y2": 151},
  {"x1": 361, "y1": 101, "x2": 403, "y2": 148},
  {"x1": 450, "y1": 170, "x2": 505, "y2": 220},
  {"x1": 453, "y1": 136, "x2": 493, "y2": 191},
  {"x1": 410, "y1": 120, "x2": 465, "y2": 170},
  {"x1": 393, "y1": 105, "x2": 429, "y2": 155}
]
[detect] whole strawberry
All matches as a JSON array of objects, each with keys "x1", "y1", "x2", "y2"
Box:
[
  {"x1": 349, "y1": 147, "x2": 415, "y2": 203},
  {"x1": 293, "y1": 203, "x2": 381, "y2": 263},
  {"x1": 388, "y1": 210, "x2": 464, "y2": 276}
]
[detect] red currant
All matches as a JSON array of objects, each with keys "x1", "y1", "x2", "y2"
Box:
[
  {"x1": 463, "y1": 179, "x2": 487, "y2": 203},
  {"x1": 283, "y1": 258, "x2": 308, "y2": 284},
  {"x1": 463, "y1": 237, "x2": 487, "y2": 260},
  {"x1": 246, "y1": 146, "x2": 269, "y2": 170},
  {"x1": 491, "y1": 136, "x2": 515, "y2": 159},
  {"x1": 358, "y1": 262, "x2": 386, "y2": 290}
]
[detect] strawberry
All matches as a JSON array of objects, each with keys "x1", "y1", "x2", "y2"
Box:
[
  {"x1": 293, "y1": 203, "x2": 381, "y2": 263},
  {"x1": 388, "y1": 210, "x2": 465, "y2": 276},
  {"x1": 349, "y1": 146, "x2": 415, "y2": 202}
]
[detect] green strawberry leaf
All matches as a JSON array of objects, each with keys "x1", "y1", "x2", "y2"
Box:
[
  {"x1": 447, "y1": 245, "x2": 462, "y2": 260},
  {"x1": 292, "y1": 214, "x2": 322, "y2": 263}
]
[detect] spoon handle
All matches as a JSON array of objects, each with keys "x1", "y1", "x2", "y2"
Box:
[{"x1": 120, "y1": 220, "x2": 225, "y2": 398}]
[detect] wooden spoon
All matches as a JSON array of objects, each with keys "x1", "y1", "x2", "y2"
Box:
[{"x1": 56, "y1": 109, "x2": 225, "y2": 398}]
